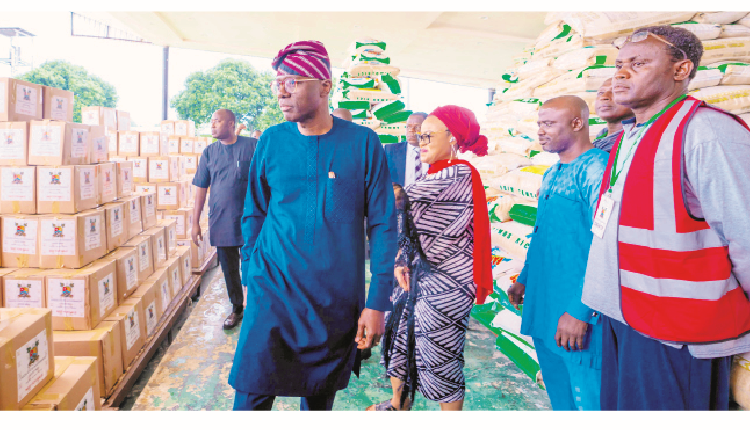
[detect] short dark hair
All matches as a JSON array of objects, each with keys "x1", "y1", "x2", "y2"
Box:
[
  {"x1": 634, "y1": 25, "x2": 703, "y2": 79},
  {"x1": 410, "y1": 112, "x2": 428, "y2": 121},
  {"x1": 217, "y1": 108, "x2": 236, "y2": 125}
]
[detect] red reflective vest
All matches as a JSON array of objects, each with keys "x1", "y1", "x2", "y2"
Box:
[{"x1": 597, "y1": 96, "x2": 750, "y2": 342}]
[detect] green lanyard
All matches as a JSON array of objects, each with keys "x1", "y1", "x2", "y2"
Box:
[{"x1": 608, "y1": 94, "x2": 688, "y2": 192}]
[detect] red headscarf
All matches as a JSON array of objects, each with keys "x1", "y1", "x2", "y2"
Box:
[{"x1": 427, "y1": 106, "x2": 493, "y2": 305}]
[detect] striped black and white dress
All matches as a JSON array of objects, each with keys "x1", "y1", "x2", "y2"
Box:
[{"x1": 385, "y1": 163, "x2": 476, "y2": 403}]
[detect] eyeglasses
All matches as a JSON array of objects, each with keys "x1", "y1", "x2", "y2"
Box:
[
  {"x1": 271, "y1": 77, "x2": 322, "y2": 95},
  {"x1": 418, "y1": 130, "x2": 450, "y2": 144},
  {"x1": 613, "y1": 31, "x2": 688, "y2": 60}
]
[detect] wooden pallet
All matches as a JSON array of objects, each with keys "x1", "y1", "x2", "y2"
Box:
[{"x1": 102, "y1": 249, "x2": 218, "y2": 409}]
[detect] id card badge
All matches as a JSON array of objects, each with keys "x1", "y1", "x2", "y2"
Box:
[{"x1": 592, "y1": 193, "x2": 615, "y2": 239}]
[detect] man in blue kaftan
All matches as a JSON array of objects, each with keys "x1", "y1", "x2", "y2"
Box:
[
  {"x1": 508, "y1": 96, "x2": 608, "y2": 410},
  {"x1": 228, "y1": 40, "x2": 398, "y2": 411}
]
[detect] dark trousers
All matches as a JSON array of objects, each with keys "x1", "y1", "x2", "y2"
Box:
[
  {"x1": 601, "y1": 315, "x2": 731, "y2": 410},
  {"x1": 217, "y1": 246, "x2": 243, "y2": 313},
  {"x1": 233, "y1": 390, "x2": 336, "y2": 411}
]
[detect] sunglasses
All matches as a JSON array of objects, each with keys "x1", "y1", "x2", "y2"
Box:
[
  {"x1": 613, "y1": 31, "x2": 688, "y2": 60},
  {"x1": 271, "y1": 77, "x2": 322, "y2": 95}
]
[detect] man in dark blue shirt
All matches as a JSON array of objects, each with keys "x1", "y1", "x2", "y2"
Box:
[{"x1": 192, "y1": 109, "x2": 258, "y2": 330}]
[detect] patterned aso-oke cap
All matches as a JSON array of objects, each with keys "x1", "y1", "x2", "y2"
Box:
[{"x1": 272, "y1": 40, "x2": 332, "y2": 80}]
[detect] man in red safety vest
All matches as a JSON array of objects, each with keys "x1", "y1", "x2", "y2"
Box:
[{"x1": 581, "y1": 25, "x2": 750, "y2": 410}]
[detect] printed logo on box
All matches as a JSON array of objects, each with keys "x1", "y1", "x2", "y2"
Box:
[
  {"x1": 84, "y1": 171, "x2": 91, "y2": 185},
  {"x1": 61, "y1": 282, "x2": 74, "y2": 298},
  {"x1": 99, "y1": 274, "x2": 115, "y2": 318},
  {"x1": 18, "y1": 283, "x2": 31, "y2": 297},
  {"x1": 4, "y1": 217, "x2": 38, "y2": 254},
  {"x1": 49, "y1": 172, "x2": 61, "y2": 185},
  {"x1": 2, "y1": 167, "x2": 34, "y2": 201},
  {"x1": 146, "y1": 302, "x2": 156, "y2": 335},
  {"x1": 84, "y1": 215, "x2": 101, "y2": 251},
  {"x1": 5, "y1": 279, "x2": 43, "y2": 309},
  {"x1": 53, "y1": 223, "x2": 65, "y2": 238},
  {"x1": 105, "y1": 171, "x2": 111, "y2": 183},
  {"x1": 161, "y1": 282, "x2": 170, "y2": 312},
  {"x1": 89, "y1": 218, "x2": 96, "y2": 233},
  {"x1": 12, "y1": 171, "x2": 23, "y2": 184},
  {"x1": 15, "y1": 222, "x2": 26, "y2": 236},
  {"x1": 125, "y1": 309, "x2": 140, "y2": 350}
]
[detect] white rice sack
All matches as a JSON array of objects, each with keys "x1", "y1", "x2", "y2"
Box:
[
  {"x1": 491, "y1": 221, "x2": 534, "y2": 258},
  {"x1": 718, "y1": 63, "x2": 750, "y2": 85},
  {"x1": 553, "y1": 46, "x2": 620, "y2": 71},
  {"x1": 554, "y1": 12, "x2": 696, "y2": 43},
  {"x1": 534, "y1": 66, "x2": 616, "y2": 99},
  {"x1": 530, "y1": 151, "x2": 560, "y2": 166},
  {"x1": 720, "y1": 24, "x2": 750, "y2": 38},
  {"x1": 487, "y1": 193, "x2": 518, "y2": 223},
  {"x1": 507, "y1": 98, "x2": 543, "y2": 122},
  {"x1": 347, "y1": 63, "x2": 400, "y2": 79},
  {"x1": 511, "y1": 120, "x2": 540, "y2": 138},
  {"x1": 690, "y1": 85, "x2": 750, "y2": 114},
  {"x1": 536, "y1": 33, "x2": 593, "y2": 59},
  {"x1": 498, "y1": 69, "x2": 567, "y2": 102},
  {"x1": 672, "y1": 22, "x2": 722, "y2": 41},
  {"x1": 377, "y1": 122, "x2": 406, "y2": 136},
  {"x1": 494, "y1": 136, "x2": 537, "y2": 157},
  {"x1": 699, "y1": 38, "x2": 750, "y2": 65},
  {"x1": 480, "y1": 153, "x2": 532, "y2": 174},
  {"x1": 690, "y1": 66, "x2": 725, "y2": 90},
  {"x1": 535, "y1": 21, "x2": 572, "y2": 50},
  {"x1": 485, "y1": 187, "x2": 504, "y2": 198},
  {"x1": 517, "y1": 58, "x2": 554, "y2": 80},
  {"x1": 738, "y1": 13, "x2": 750, "y2": 27},
  {"x1": 490, "y1": 165, "x2": 549, "y2": 200},
  {"x1": 740, "y1": 113, "x2": 750, "y2": 123},
  {"x1": 354, "y1": 119, "x2": 380, "y2": 130},
  {"x1": 692, "y1": 12, "x2": 750, "y2": 25},
  {"x1": 347, "y1": 38, "x2": 386, "y2": 56},
  {"x1": 491, "y1": 309, "x2": 531, "y2": 342},
  {"x1": 338, "y1": 89, "x2": 399, "y2": 103}
]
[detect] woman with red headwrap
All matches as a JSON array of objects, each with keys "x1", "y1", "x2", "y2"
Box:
[{"x1": 367, "y1": 106, "x2": 492, "y2": 411}]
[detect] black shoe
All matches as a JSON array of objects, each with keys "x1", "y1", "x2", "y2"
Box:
[{"x1": 223, "y1": 311, "x2": 243, "y2": 330}]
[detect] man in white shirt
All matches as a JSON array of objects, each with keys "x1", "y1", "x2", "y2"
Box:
[{"x1": 384, "y1": 112, "x2": 428, "y2": 187}]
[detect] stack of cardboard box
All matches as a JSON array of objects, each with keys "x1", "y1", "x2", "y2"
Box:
[{"x1": 0, "y1": 79, "x2": 195, "y2": 409}]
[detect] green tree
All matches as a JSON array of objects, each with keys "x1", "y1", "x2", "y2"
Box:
[
  {"x1": 19, "y1": 60, "x2": 118, "y2": 123},
  {"x1": 171, "y1": 59, "x2": 283, "y2": 132}
]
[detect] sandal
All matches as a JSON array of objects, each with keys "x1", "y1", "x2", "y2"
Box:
[{"x1": 365, "y1": 399, "x2": 397, "y2": 411}]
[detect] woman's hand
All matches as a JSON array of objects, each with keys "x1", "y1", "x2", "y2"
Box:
[{"x1": 394, "y1": 266, "x2": 410, "y2": 291}]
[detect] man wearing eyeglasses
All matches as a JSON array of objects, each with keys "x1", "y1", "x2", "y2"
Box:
[
  {"x1": 582, "y1": 26, "x2": 750, "y2": 410},
  {"x1": 229, "y1": 40, "x2": 398, "y2": 411},
  {"x1": 384, "y1": 112, "x2": 429, "y2": 188},
  {"x1": 192, "y1": 109, "x2": 258, "y2": 330}
]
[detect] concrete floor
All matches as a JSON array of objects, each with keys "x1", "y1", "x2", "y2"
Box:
[{"x1": 125, "y1": 264, "x2": 551, "y2": 411}]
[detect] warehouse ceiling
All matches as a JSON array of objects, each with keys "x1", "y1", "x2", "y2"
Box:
[{"x1": 106, "y1": 12, "x2": 548, "y2": 88}]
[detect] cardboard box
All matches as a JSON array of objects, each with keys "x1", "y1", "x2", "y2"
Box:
[
  {"x1": 121, "y1": 195, "x2": 143, "y2": 240},
  {"x1": 0, "y1": 121, "x2": 29, "y2": 165},
  {"x1": 157, "y1": 182, "x2": 184, "y2": 211},
  {"x1": 104, "y1": 247, "x2": 139, "y2": 303},
  {"x1": 28, "y1": 120, "x2": 89, "y2": 166},
  {"x1": 117, "y1": 130, "x2": 139, "y2": 157},
  {"x1": 164, "y1": 208, "x2": 193, "y2": 239},
  {"x1": 3, "y1": 269, "x2": 45, "y2": 309},
  {"x1": 103, "y1": 301, "x2": 146, "y2": 369},
  {"x1": 36, "y1": 165, "x2": 98, "y2": 215},
  {"x1": 128, "y1": 156, "x2": 148, "y2": 183},
  {"x1": 148, "y1": 156, "x2": 179, "y2": 183},
  {"x1": 1, "y1": 214, "x2": 41, "y2": 268},
  {"x1": 116, "y1": 160, "x2": 134, "y2": 197},
  {"x1": 97, "y1": 162, "x2": 117, "y2": 205},
  {"x1": 173, "y1": 156, "x2": 185, "y2": 181},
  {"x1": 52, "y1": 319, "x2": 123, "y2": 397},
  {"x1": 102, "y1": 201, "x2": 127, "y2": 252},
  {"x1": 179, "y1": 136, "x2": 195, "y2": 154},
  {"x1": 168, "y1": 135, "x2": 180, "y2": 154},
  {"x1": 121, "y1": 234, "x2": 154, "y2": 281},
  {"x1": 142, "y1": 226, "x2": 167, "y2": 268},
  {"x1": 183, "y1": 155, "x2": 198, "y2": 175},
  {"x1": 105, "y1": 128, "x2": 118, "y2": 156},
  {"x1": 81, "y1": 106, "x2": 116, "y2": 130},
  {"x1": 45, "y1": 259, "x2": 117, "y2": 330},
  {"x1": 124, "y1": 288, "x2": 158, "y2": 338},
  {"x1": 139, "y1": 131, "x2": 163, "y2": 157},
  {"x1": 138, "y1": 192, "x2": 157, "y2": 230},
  {"x1": 166, "y1": 255, "x2": 183, "y2": 298},
  {"x1": 177, "y1": 238, "x2": 204, "y2": 269},
  {"x1": 177, "y1": 246, "x2": 192, "y2": 288},
  {"x1": 0, "y1": 165, "x2": 36, "y2": 214},
  {"x1": 39, "y1": 208, "x2": 106, "y2": 269},
  {"x1": 174, "y1": 120, "x2": 195, "y2": 137},
  {"x1": 0, "y1": 268, "x2": 15, "y2": 305},
  {"x1": 157, "y1": 218, "x2": 177, "y2": 256},
  {"x1": 117, "y1": 110, "x2": 130, "y2": 131},
  {"x1": 194, "y1": 137, "x2": 209, "y2": 154},
  {"x1": 135, "y1": 183, "x2": 156, "y2": 195},
  {"x1": 141, "y1": 268, "x2": 171, "y2": 317},
  {"x1": 90, "y1": 125, "x2": 107, "y2": 164},
  {"x1": 0, "y1": 78, "x2": 43, "y2": 122},
  {"x1": 160, "y1": 120, "x2": 175, "y2": 137},
  {"x1": 41, "y1": 86, "x2": 74, "y2": 122},
  {"x1": 22, "y1": 356, "x2": 101, "y2": 411},
  {"x1": 0, "y1": 308, "x2": 54, "y2": 410}
]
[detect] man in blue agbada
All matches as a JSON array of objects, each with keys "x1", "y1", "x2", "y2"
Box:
[
  {"x1": 508, "y1": 96, "x2": 608, "y2": 410},
  {"x1": 228, "y1": 40, "x2": 398, "y2": 411}
]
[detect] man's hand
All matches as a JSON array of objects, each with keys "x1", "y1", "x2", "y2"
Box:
[
  {"x1": 355, "y1": 308, "x2": 385, "y2": 349},
  {"x1": 191, "y1": 224, "x2": 203, "y2": 246},
  {"x1": 235, "y1": 123, "x2": 247, "y2": 136},
  {"x1": 555, "y1": 312, "x2": 588, "y2": 351},
  {"x1": 394, "y1": 266, "x2": 410, "y2": 291},
  {"x1": 507, "y1": 282, "x2": 526, "y2": 310}
]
